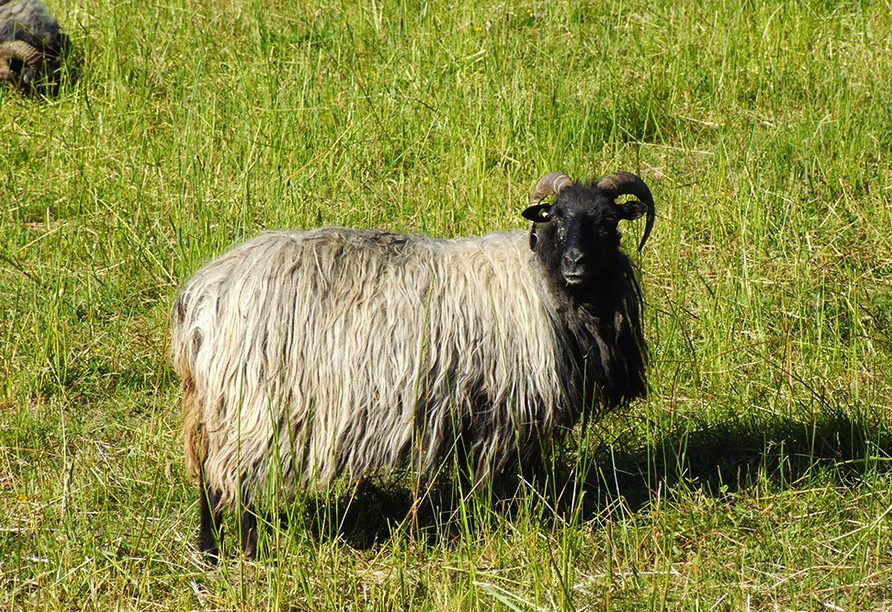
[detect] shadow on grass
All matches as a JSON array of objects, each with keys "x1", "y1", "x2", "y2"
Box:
[
  {"x1": 299, "y1": 478, "x2": 463, "y2": 550},
  {"x1": 291, "y1": 408, "x2": 892, "y2": 550},
  {"x1": 578, "y1": 407, "x2": 892, "y2": 514}
]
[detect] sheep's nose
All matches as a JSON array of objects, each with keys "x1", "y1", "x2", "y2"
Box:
[{"x1": 563, "y1": 249, "x2": 587, "y2": 268}]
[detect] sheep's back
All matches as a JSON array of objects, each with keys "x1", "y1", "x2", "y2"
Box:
[{"x1": 0, "y1": 0, "x2": 63, "y2": 48}]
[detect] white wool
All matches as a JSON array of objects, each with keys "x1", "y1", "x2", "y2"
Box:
[{"x1": 171, "y1": 229, "x2": 579, "y2": 508}]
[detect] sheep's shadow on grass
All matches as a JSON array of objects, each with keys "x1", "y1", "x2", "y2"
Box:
[
  {"x1": 554, "y1": 407, "x2": 892, "y2": 519},
  {"x1": 284, "y1": 409, "x2": 892, "y2": 550},
  {"x1": 297, "y1": 480, "x2": 460, "y2": 550}
]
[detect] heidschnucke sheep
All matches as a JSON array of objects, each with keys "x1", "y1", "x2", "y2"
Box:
[
  {"x1": 0, "y1": 0, "x2": 71, "y2": 95},
  {"x1": 171, "y1": 170, "x2": 655, "y2": 559}
]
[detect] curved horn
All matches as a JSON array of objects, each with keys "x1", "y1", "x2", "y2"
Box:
[
  {"x1": 597, "y1": 171, "x2": 655, "y2": 251},
  {"x1": 529, "y1": 171, "x2": 573, "y2": 207},
  {"x1": 0, "y1": 40, "x2": 43, "y2": 82}
]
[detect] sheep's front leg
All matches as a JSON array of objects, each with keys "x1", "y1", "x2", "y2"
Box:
[{"x1": 239, "y1": 504, "x2": 259, "y2": 559}]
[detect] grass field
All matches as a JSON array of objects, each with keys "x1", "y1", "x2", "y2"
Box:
[{"x1": 2, "y1": 0, "x2": 892, "y2": 609}]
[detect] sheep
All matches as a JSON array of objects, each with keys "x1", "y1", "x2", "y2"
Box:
[
  {"x1": 0, "y1": 0, "x2": 71, "y2": 95},
  {"x1": 170, "y1": 170, "x2": 655, "y2": 559}
]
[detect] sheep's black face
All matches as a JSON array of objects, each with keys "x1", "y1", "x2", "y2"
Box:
[{"x1": 523, "y1": 184, "x2": 647, "y2": 288}]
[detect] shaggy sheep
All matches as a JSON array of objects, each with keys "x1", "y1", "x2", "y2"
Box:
[
  {"x1": 171, "y1": 170, "x2": 655, "y2": 559},
  {"x1": 0, "y1": 0, "x2": 71, "y2": 95}
]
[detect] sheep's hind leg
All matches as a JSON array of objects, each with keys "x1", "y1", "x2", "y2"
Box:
[
  {"x1": 239, "y1": 504, "x2": 259, "y2": 559},
  {"x1": 199, "y1": 472, "x2": 224, "y2": 561}
]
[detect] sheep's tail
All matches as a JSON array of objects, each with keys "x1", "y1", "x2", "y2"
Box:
[
  {"x1": 180, "y1": 373, "x2": 205, "y2": 480},
  {"x1": 171, "y1": 292, "x2": 205, "y2": 481}
]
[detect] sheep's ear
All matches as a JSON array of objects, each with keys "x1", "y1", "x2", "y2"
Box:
[
  {"x1": 617, "y1": 200, "x2": 648, "y2": 221},
  {"x1": 522, "y1": 204, "x2": 552, "y2": 222}
]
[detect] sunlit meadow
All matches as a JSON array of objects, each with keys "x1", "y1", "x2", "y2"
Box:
[{"x1": 1, "y1": 0, "x2": 891, "y2": 609}]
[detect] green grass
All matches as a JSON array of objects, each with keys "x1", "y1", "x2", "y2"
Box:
[{"x1": 2, "y1": 0, "x2": 892, "y2": 609}]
